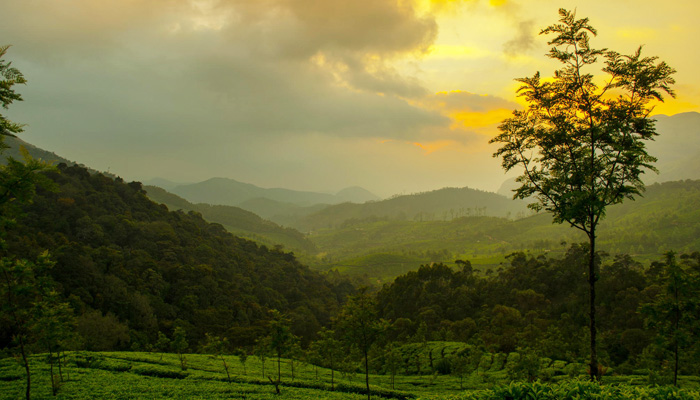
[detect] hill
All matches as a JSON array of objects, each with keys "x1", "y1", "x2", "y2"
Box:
[
  {"x1": 169, "y1": 177, "x2": 379, "y2": 209},
  {"x1": 307, "y1": 180, "x2": 700, "y2": 282},
  {"x1": 144, "y1": 185, "x2": 317, "y2": 253},
  {"x1": 648, "y1": 112, "x2": 700, "y2": 183},
  {"x1": 293, "y1": 187, "x2": 530, "y2": 232},
  {"x1": 3, "y1": 164, "x2": 350, "y2": 350}
]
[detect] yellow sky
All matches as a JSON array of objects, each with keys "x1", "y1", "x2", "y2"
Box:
[{"x1": 1, "y1": 0, "x2": 698, "y2": 195}]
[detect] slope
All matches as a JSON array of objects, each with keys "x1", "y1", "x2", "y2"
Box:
[
  {"x1": 308, "y1": 180, "x2": 700, "y2": 282},
  {"x1": 170, "y1": 177, "x2": 379, "y2": 208},
  {"x1": 3, "y1": 164, "x2": 347, "y2": 350},
  {"x1": 294, "y1": 187, "x2": 530, "y2": 232},
  {"x1": 144, "y1": 185, "x2": 317, "y2": 253}
]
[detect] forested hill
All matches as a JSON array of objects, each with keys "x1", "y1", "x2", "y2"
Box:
[
  {"x1": 3, "y1": 164, "x2": 351, "y2": 350},
  {"x1": 294, "y1": 186, "x2": 529, "y2": 232},
  {"x1": 144, "y1": 185, "x2": 317, "y2": 254}
]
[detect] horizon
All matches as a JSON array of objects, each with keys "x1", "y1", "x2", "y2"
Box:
[{"x1": 2, "y1": 1, "x2": 699, "y2": 198}]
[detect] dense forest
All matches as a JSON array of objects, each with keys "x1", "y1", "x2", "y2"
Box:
[{"x1": 2, "y1": 164, "x2": 352, "y2": 352}]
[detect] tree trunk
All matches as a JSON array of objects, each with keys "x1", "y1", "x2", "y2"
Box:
[
  {"x1": 221, "y1": 356, "x2": 231, "y2": 384},
  {"x1": 49, "y1": 347, "x2": 57, "y2": 396},
  {"x1": 277, "y1": 352, "x2": 281, "y2": 384},
  {"x1": 19, "y1": 335, "x2": 31, "y2": 400},
  {"x1": 588, "y1": 232, "x2": 598, "y2": 381},
  {"x1": 364, "y1": 349, "x2": 370, "y2": 400},
  {"x1": 330, "y1": 358, "x2": 335, "y2": 390},
  {"x1": 674, "y1": 281, "x2": 679, "y2": 387}
]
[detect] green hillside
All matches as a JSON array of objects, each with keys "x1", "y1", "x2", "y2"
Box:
[
  {"x1": 294, "y1": 187, "x2": 530, "y2": 232},
  {"x1": 307, "y1": 180, "x2": 700, "y2": 282},
  {"x1": 144, "y1": 185, "x2": 317, "y2": 253},
  {"x1": 3, "y1": 164, "x2": 346, "y2": 349}
]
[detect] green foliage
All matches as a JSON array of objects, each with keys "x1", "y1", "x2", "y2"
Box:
[
  {"x1": 492, "y1": 8, "x2": 675, "y2": 231},
  {"x1": 144, "y1": 185, "x2": 317, "y2": 254},
  {"x1": 445, "y1": 380, "x2": 700, "y2": 400},
  {"x1": 172, "y1": 326, "x2": 188, "y2": 371},
  {"x1": 267, "y1": 310, "x2": 292, "y2": 385},
  {"x1": 3, "y1": 162, "x2": 346, "y2": 352},
  {"x1": 296, "y1": 187, "x2": 527, "y2": 231},
  {"x1": 640, "y1": 251, "x2": 700, "y2": 386},
  {"x1": 132, "y1": 365, "x2": 189, "y2": 379},
  {"x1": 334, "y1": 288, "x2": 385, "y2": 399},
  {"x1": 308, "y1": 180, "x2": 700, "y2": 284},
  {"x1": 0, "y1": 45, "x2": 27, "y2": 137},
  {"x1": 506, "y1": 348, "x2": 541, "y2": 382}
]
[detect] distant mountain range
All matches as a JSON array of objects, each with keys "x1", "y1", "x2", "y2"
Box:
[
  {"x1": 143, "y1": 185, "x2": 317, "y2": 253},
  {"x1": 293, "y1": 186, "x2": 530, "y2": 232},
  {"x1": 168, "y1": 177, "x2": 379, "y2": 208}
]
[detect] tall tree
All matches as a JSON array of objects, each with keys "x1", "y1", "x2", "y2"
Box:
[
  {"x1": 202, "y1": 333, "x2": 232, "y2": 384},
  {"x1": 268, "y1": 310, "x2": 292, "y2": 388},
  {"x1": 0, "y1": 44, "x2": 59, "y2": 400},
  {"x1": 310, "y1": 328, "x2": 343, "y2": 390},
  {"x1": 334, "y1": 288, "x2": 384, "y2": 400},
  {"x1": 490, "y1": 8, "x2": 675, "y2": 380},
  {"x1": 0, "y1": 45, "x2": 27, "y2": 139},
  {"x1": 172, "y1": 327, "x2": 188, "y2": 371}
]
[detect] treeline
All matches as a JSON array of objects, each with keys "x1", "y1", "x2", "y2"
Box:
[
  {"x1": 373, "y1": 247, "x2": 700, "y2": 378},
  {"x1": 2, "y1": 164, "x2": 353, "y2": 353}
]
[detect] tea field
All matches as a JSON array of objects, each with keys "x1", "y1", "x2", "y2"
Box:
[{"x1": 2, "y1": 350, "x2": 699, "y2": 399}]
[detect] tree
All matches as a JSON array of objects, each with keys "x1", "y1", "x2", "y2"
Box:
[
  {"x1": 384, "y1": 343, "x2": 402, "y2": 390},
  {"x1": 30, "y1": 290, "x2": 75, "y2": 396},
  {"x1": 641, "y1": 252, "x2": 699, "y2": 386},
  {"x1": 172, "y1": 326, "x2": 188, "y2": 370},
  {"x1": 235, "y1": 348, "x2": 249, "y2": 376},
  {"x1": 310, "y1": 328, "x2": 343, "y2": 390},
  {"x1": 0, "y1": 45, "x2": 27, "y2": 138},
  {"x1": 449, "y1": 351, "x2": 470, "y2": 390},
  {"x1": 0, "y1": 47, "x2": 63, "y2": 399},
  {"x1": 334, "y1": 288, "x2": 384, "y2": 400},
  {"x1": 254, "y1": 336, "x2": 271, "y2": 379},
  {"x1": 1, "y1": 253, "x2": 54, "y2": 400},
  {"x1": 202, "y1": 333, "x2": 232, "y2": 384},
  {"x1": 155, "y1": 331, "x2": 171, "y2": 361},
  {"x1": 490, "y1": 8, "x2": 675, "y2": 380},
  {"x1": 267, "y1": 310, "x2": 292, "y2": 389}
]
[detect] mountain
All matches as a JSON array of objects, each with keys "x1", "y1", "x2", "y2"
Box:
[
  {"x1": 144, "y1": 185, "x2": 317, "y2": 253},
  {"x1": 294, "y1": 186, "x2": 530, "y2": 232},
  {"x1": 236, "y1": 197, "x2": 329, "y2": 226},
  {"x1": 335, "y1": 186, "x2": 381, "y2": 203},
  {"x1": 307, "y1": 179, "x2": 700, "y2": 282},
  {"x1": 649, "y1": 112, "x2": 700, "y2": 182},
  {"x1": 142, "y1": 177, "x2": 190, "y2": 192},
  {"x1": 168, "y1": 177, "x2": 379, "y2": 210}
]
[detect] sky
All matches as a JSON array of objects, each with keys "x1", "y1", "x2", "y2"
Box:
[{"x1": 2, "y1": 0, "x2": 699, "y2": 198}]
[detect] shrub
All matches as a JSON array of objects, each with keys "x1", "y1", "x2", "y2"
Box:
[{"x1": 131, "y1": 365, "x2": 189, "y2": 379}]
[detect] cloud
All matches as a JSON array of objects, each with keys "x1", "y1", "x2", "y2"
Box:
[
  {"x1": 503, "y1": 19, "x2": 536, "y2": 56},
  {"x1": 0, "y1": 0, "x2": 449, "y2": 147},
  {"x1": 413, "y1": 90, "x2": 518, "y2": 135}
]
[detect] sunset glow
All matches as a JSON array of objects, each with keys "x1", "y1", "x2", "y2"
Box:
[{"x1": 1, "y1": 0, "x2": 698, "y2": 196}]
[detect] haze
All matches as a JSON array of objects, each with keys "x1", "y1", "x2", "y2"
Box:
[{"x1": 2, "y1": 0, "x2": 699, "y2": 197}]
